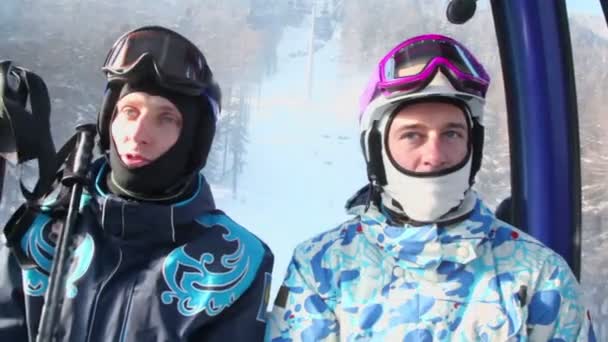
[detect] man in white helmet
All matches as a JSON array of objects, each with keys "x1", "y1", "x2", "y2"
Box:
[{"x1": 266, "y1": 34, "x2": 594, "y2": 341}]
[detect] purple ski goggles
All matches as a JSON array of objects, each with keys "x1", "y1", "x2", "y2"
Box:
[{"x1": 360, "y1": 34, "x2": 489, "y2": 113}]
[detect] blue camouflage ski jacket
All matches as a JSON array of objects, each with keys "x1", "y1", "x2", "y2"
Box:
[
  {"x1": 0, "y1": 159, "x2": 273, "y2": 342},
  {"x1": 266, "y1": 191, "x2": 595, "y2": 341}
]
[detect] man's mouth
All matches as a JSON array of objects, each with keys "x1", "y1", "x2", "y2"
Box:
[{"x1": 121, "y1": 153, "x2": 151, "y2": 167}]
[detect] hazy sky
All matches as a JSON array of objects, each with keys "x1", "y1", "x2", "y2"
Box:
[{"x1": 569, "y1": 0, "x2": 604, "y2": 14}]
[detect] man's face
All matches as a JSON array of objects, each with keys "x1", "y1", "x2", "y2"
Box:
[
  {"x1": 386, "y1": 101, "x2": 469, "y2": 173},
  {"x1": 111, "y1": 92, "x2": 183, "y2": 168}
]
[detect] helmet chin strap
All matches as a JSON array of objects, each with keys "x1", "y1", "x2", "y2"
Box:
[
  {"x1": 377, "y1": 99, "x2": 477, "y2": 225},
  {"x1": 382, "y1": 189, "x2": 478, "y2": 227},
  {"x1": 360, "y1": 73, "x2": 486, "y2": 223},
  {"x1": 380, "y1": 156, "x2": 475, "y2": 224},
  {"x1": 106, "y1": 165, "x2": 196, "y2": 203},
  {"x1": 104, "y1": 82, "x2": 207, "y2": 201}
]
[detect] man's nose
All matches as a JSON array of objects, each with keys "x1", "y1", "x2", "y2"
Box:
[
  {"x1": 130, "y1": 115, "x2": 151, "y2": 145},
  {"x1": 420, "y1": 136, "x2": 448, "y2": 171}
]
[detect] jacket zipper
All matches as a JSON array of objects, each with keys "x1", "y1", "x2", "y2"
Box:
[
  {"x1": 118, "y1": 279, "x2": 136, "y2": 342},
  {"x1": 85, "y1": 248, "x2": 123, "y2": 342}
]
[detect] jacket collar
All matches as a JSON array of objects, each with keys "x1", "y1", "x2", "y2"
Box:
[
  {"x1": 345, "y1": 184, "x2": 477, "y2": 226},
  {"x1": 352, "y1": 190, "x2": 494, "y2": 270},
  {"x1": 87, "y1": 159, "x2": 215, "y2": 243}
]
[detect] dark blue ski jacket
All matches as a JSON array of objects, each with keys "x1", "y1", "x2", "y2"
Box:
[{"x1": 0, "y1": 159, "x2": 274, "y2": 341}]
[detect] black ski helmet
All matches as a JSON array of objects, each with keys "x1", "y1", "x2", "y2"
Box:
[{"x1": 97, "y1": 26, "x2": 221, "y2": 173}]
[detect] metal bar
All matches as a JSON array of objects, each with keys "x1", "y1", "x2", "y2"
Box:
[{"x1": 490, "y1": 0, "x2": 581, "y2": 278}]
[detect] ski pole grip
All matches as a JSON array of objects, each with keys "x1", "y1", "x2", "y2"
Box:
[
  {"x1": 73, "y1": 124, "x2": 96, "y2": 177},
  {"x1": 63, "y1": 124, "x2": 96, "y2": 186}
]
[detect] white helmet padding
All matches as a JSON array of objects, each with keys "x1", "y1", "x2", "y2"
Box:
[
  {"x1": 360, "y1": 72, "x2": 485, "y2": 188},
  {"x1": 359, "y1": 72, "x2": 486, "y2": 223}
]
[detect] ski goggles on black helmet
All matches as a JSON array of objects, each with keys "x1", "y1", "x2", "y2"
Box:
[{"x1": 102, "y1": 26, "x2": 213, "y2": 97}]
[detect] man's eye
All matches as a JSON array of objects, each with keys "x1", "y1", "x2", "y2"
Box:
[
  {"x1": 400, "y1": 132, "x2": 421, "y2": 140},
  {"x1": 160, "y1": 114, "x2": 180, "y2": 125},
  {"x1": 444, "y1": 130, "x2": 464, "y2": 139},
  {"x1": 119, "y1": 107, "x2": 137, "y2": 118}
]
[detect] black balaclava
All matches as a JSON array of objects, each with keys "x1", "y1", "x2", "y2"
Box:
[{"x1": 107, "y1": 82, "x2": 202, "y2": 201}]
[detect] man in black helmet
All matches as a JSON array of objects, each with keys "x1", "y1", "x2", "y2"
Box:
[{"x1": 0, "y1": 26, "x2": 273, "y2": 341}]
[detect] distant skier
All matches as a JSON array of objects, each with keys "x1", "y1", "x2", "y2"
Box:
[
  {"x1": 0, "y1": 26, "x2": 273, "y2": 341},
  {"x1": 266, "y1": 34, "x2": 595, "y2": 341}
]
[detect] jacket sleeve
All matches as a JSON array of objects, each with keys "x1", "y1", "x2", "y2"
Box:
[
  {"x1": 265, "y1": 247, "x2": 340, "y2": 342},
  {"x1": 189, "y1": 247, "x2": 274, "y2": 342},
  {"x1": 0, "y1": 241, "x2": 29, "y2": 341},
  {"x1": 526, "y1": 252, "x2": 596, "y2": 341}
]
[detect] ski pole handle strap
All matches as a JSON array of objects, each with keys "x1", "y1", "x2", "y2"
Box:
[{"x1": 0, "y1": 61, "x2": 58, "y2": 202}]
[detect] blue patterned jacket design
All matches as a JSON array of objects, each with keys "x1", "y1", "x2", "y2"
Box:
[
  {"x1": 0, "y1": 159, "x2": 273, "y2": 342},
  {"x1": 266, "y1": 192, "x2": 595, "y2": 341}
]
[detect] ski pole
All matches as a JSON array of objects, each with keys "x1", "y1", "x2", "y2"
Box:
[{"x1": 36, "y1": 123, "x2": 96, "y2": 342}]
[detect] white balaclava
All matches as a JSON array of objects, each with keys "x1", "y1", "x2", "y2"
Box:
[{"x1": 360, "y1": 72, "x2": 484, "y2": 224}]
